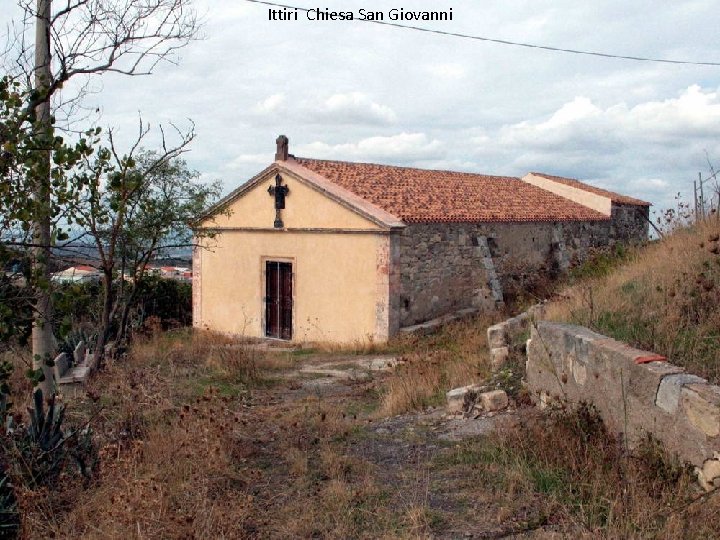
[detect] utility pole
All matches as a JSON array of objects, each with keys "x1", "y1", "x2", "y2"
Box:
[
  {"x1": 699, "y1": 172, "x2": 705, "y2": 220},
  {"x1": 32, "y1": 0, "x2": 55, "y2": 398}
]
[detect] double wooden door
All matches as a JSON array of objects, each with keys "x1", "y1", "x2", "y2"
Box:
[{"x1": 265, "y1": 261, "x2": 292, "y2": 340}]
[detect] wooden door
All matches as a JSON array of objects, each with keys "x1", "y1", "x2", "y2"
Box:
[{"x1": 265, "y1": 261, "x2": 292, "y2": 340}]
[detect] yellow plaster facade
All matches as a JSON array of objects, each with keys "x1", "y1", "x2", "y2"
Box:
[
  {"x1": 194, "y1": 167, "x2": 397, "y2": 344},
  {"x1": 203, "y1": 167, "x2": 383, "y2": 231}
]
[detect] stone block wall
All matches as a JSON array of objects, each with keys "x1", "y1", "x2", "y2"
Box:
[
  {"x1": 395, "y1": 214, "x2": 646, "y2": 328},
  {"x1": 610, "y1": 203, "x2": 649, "y2": 243},
  {"x1": 526, "y1": 321, "x2": 720, "y2": 490},
  {"x1": 396, "y1": 221, "x2": 613, "y2": 327},
  {"x1": 396, "y1": 223, "x2": 496, "y2": 326}
]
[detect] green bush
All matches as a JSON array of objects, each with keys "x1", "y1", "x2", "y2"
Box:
[{"x1": 133, "y1": 276, "x2": 192, "y2": 329}]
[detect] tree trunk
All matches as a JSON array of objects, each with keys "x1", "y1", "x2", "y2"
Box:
[
  {"x1": 117, "y1": 281, "x2": 142, "y2": 345},
  {"x1": 93, "y1": 268, "x2": 114, "y2": 367},
  {"x1": 31, "y1": 0, "x2": 54, "y2": 398}
]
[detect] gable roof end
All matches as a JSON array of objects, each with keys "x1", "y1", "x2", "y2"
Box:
[{"x1": 195, "y1": 161, "x2": 405, "y2": 230}]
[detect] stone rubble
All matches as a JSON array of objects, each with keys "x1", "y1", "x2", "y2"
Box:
[{"x1": 446, "y1": 385, "x2": 509, "y2": 416}]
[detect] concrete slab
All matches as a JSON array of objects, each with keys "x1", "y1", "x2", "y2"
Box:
[{"x1": 656, "y1": 373, "x2": 706, "y2": 414}]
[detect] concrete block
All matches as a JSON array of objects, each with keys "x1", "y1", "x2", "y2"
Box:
[
  {"x1": 53, "y1": 353, "x2": 69, "y2": 381},
  {"x1": 681, "y1": 384, "x2": 720, "y2": 437},
  {"x1": 446, "y1": 384, "x2": 482, "y2": 414},
  {"x1": 525, "y1": 320, "x2": 720, "y2": 484},
  {"x1": 487, "y1": 324, "x2": 506, "y2": 348},
  {"x1": 490, "y1": 346, "x2": 509, "y2": 371},
  {"x1": 480, "y1": 389, "x2": 509, "y2": 412},
  {"x1": 627, "y1": 361, "x2": 685, "y2": 403},
  {"x1": 73, "y1": 341, "x2": 86, "y2": 366},
  {"x1": 59, "y1": 365, "x2": 90, "y2": 385},
  {"x1": 656, "y1": 373, "x2": 706, "y2": 414},
  {"x1": 572, "y1": 357, "x2": 588, "y2": 385},
  {"x1": 697, "y1": 453, "x2": 720, "y2": 492}
]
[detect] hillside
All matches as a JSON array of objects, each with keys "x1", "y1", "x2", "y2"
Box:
[
  {"x1": 546, "y1": 218, "x2": 720, "y2": 383},
  {"x1": 14, "y1": 325, "x2": 718, "y2": 538}
]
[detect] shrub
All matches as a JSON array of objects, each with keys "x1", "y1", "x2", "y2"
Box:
[{"x1": 132, "y1": 276, "x2": 192, "y2": 330}]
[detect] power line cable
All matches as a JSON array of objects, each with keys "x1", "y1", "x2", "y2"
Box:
[{"x1": 244, "y1": 0, "x2": 720, "y2": 67}]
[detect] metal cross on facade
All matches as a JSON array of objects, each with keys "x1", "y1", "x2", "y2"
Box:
[{"x1": 268, "y1": 173, "x2": 290, "y2": 228}]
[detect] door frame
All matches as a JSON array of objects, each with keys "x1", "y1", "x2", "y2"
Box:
[{"x1": 261, "y1": 257, "x2": 295, "y2": 340}]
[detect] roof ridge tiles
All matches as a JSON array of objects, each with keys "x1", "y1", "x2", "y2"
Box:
[{"x1": 293, "y1": 157, "x2": 614, "y2": 224}]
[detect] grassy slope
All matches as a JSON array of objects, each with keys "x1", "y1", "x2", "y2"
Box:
[
  {"x1": 547, "y1": 218, "x2": 720, "y2": 384},
  {"x1": 12, "y1": 320, "x2": 720, "y2": 538}
]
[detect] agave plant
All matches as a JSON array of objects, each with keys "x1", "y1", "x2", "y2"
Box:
[
  {"x1": 18, "y1": 389, "x2": 67, "y2": 487},
  {"x1": 57, "y1": 328, "x2": 97, "y2": 363}
]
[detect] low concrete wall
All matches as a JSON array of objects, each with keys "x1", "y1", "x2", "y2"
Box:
[
  {"x1": 486, "y1": 304, "x2": 545, "y2": 369},
  {"x1": 526, "y1": 321, "x2": 720, "y2": 490}
]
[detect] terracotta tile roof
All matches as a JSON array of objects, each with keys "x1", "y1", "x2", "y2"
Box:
[
  {"x1": 530, "y1": 172, "x2": 650, "y2": 206},
  {"x1": 294, "y1": 158, "x2": 610, "y2": 223}
]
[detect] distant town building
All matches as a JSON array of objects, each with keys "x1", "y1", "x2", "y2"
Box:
[{"x1": 51, "y1": 265, "x2": 101, "y2": 284}]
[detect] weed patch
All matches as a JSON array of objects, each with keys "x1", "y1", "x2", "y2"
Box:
[
  {"x1": 549, "y1": 219, "x2": 720, "y2": 383},
  {"x1": 378, "y1": 316, "x2": 494, "y2": 416}
]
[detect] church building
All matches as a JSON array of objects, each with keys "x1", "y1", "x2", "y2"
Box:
[{"x1": 193, "y1": 136, "x2": 649, "y2": 344}]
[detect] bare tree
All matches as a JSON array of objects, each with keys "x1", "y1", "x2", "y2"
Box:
[
  {"x1": 2, "y1": 0, "x2": 200, "y2": 393},
  {"x1": 71, "y1": 119, "x2": 221, "y2": 365}
]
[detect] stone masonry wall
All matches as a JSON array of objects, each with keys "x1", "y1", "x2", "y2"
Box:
[
  {"x1": 526, "y1": 321, "x2": 720, "y2": 490},
  {"x1": 396, "y1": 221, "x2": 613, "y2": 327},
  {"x1": 611, "y1": 203, "x2": 649, "y2": 243}
]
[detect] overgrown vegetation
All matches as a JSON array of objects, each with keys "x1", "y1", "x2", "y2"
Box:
[
  {"x1": 378, "y1": 316, "x2": 495, "y2": 416},
  {"x1": 1, "y1": 320, "x2": 716, "y2": 537},
  {"x1": 548, "y1": 218, "x2": 720, "y2": 383},
  {"x1": 435, "y1": 403, "x2": 719, "y2": 537}
]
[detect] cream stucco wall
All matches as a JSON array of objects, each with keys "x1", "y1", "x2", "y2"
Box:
[
  {"x1": 522, "y1": 173, "x2": 612, "y2": 215},
  {"x1": 195, "y1": 231, "x2": 386, "y2": 343},
  {"x1": 194, "y1": 167, "x2": 395, "y2": 344},
  {"x1": 201, "y1": 169, "x2": 382, "y2": 231}
]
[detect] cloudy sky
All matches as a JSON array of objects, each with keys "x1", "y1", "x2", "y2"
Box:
[{"x1": 4, "y1": 1, "x2": 720, "y2": 214}]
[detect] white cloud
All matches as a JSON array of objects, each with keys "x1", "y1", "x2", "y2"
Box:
[
  {"x1": 312, "y1": 92, "x2": 397, "y2": 125},
  {"x1": 617, "y1": 85, "x2": 720, "y2": 139},
  {"x1": 253, "y1": 93, "x2": 286, "y2": 114},
  {"x1": 425, "y1": 63, "x2": 467, "y2": 79},
  {"x1": 631, "y1": 178, "x2": 671, "y2": 190},
  {"x1": 295, "y1": 133, "x2": 444, "y2": 163},
  {"x1": 495, "y1": 87, "x2": 720, "y2": 159},
  {"x1": 226, "y1": 153, "x2": 271, "y2": 170}
]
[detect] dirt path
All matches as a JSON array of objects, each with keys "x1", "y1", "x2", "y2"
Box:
[{"x1": 229, "y1": 351, "x2": 562, "y2": 539}]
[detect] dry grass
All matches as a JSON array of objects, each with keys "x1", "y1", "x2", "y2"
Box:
[
  {"x1": 497, "y1": 404, "x2": 720, "y2": 538},
  {"x1": 12, "y1": 306, "x2": 718, "y2": 538},
  {"x1": 431, "y1": 403, "x2": 720, "y2": 538},
  {"x1": 18, "y1": 330, "x2": 268, "y2": 538},
  {"x1": 548, "y1": 219, "x2": 720, "y2": 382},
  {"x1": 14, "y1": 329, "x2": 426, "y2": 538},
  {"x1": 378, "y1": 316, "x2": 494, "y2": 416}
]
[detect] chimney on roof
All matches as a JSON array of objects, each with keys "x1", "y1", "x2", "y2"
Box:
[{"x1": 275, "y1": 135, "x2": 289, "y2": 161}]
